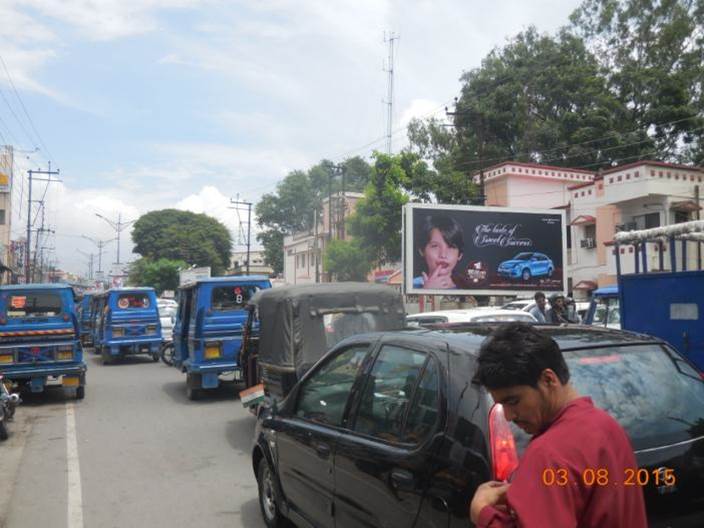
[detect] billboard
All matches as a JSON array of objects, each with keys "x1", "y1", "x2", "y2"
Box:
[{"x1": 404, "y1": 203, "x2": 567, "y2": 296}]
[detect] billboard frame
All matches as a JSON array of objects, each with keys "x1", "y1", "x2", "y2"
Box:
[{"x1": 403, "y1": 203, "x2": 568, "y2": 297}]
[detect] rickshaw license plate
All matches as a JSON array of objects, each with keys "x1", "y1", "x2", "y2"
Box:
[{"x1": 62, "y1": 376, "x2": 80, "y2": 387}]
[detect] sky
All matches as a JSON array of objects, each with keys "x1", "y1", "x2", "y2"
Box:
[{"x1": 0, "y1": 0, "x2": 582, "y2": 276}]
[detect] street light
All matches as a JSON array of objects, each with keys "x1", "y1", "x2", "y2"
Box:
[{"x1": 95, "y1": 212, "x2": 137, "y2": 265}]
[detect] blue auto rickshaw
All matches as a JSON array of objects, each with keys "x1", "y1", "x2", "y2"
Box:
[
  {"x1": 94, "y1": 287, "x2": 163, "y2": 364},
  {"x1": 0, "y1": 283, "x2": 86, "y2": 399},
  {"x1": 77, "y1": 293, "x2": 94, "y2": 346},
  {"x1": 89, "y1": 293, "x2": 106, "y2": 354},
  {"x1": 171, "y1": 276, "x2": 271, "y2": 399}
]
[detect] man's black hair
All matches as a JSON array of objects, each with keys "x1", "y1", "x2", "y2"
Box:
[
  {"x1": 415, "y1": 214, "x2": 465, "y2": 254},
  {"x1": 473, "y1": 322, "x2": 570, "y2": 389},
  {"x1": 534, "y1": 291, "x2": 546, "y2": 302}
]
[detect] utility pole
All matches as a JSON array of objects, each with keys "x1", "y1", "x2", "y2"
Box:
[
  {"x1": 26, "y1": 164, "x2": 60, "y2": 283},
  {"x1": 445, "y1": 101, "x2": 486, "y2": 206},
  {"x1": 696, "y1": 185, "x2": 701, "y2": 268},
  {"x1": 77, "y1": 249, "x2": 95, "y2": 279},
  {"x1": 230, "y1": 199, "x2": 253, "y2": 275},
  {"x1": 383, "y1": 32, "x2": 399, "y2": 155},
  {"x1": 82, "y1": 236, "x2": 112, "y2": 275},
  {"x1": 95, "y1": 212, "x2": 136, "y2": 266}
]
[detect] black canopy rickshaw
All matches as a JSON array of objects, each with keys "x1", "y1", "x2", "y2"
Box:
[{"x1": 239, "y1": 282, "x2": 405, "y2": 406}]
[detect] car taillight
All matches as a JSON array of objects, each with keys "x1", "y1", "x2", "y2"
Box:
[{"x1": 489, "y1": 403, "x2": 519, "y2": 481}]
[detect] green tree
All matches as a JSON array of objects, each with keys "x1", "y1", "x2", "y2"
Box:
[
  {"x1": 255, "y1": 157, "x2": 372, "y2": 273},
  {"x1": 348, "y1": 152, "x2": 416, "y2": 266},
  {"x1": 128, "y1": 258, "x2": 187, "y2": 294},
  {"x1": 131, "y1": 209, "x2": 232, "y2": 274},
  {"x1": 570, "y1": 0, "x2": 704, "y2": 164},
  {"x1": 324, "y1": 239, "x2": 373, "y2": 281}
]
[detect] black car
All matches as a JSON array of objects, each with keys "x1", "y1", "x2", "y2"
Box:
[{"x1": 251, "y1": 325, "x2": 704, "y2": 528}]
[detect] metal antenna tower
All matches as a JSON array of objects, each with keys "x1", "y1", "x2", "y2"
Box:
[{"x1": 383, "y1": 32, "x2": 399, "y2": 154}]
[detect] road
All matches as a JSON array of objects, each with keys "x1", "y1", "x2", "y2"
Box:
[{"x1": 0, "y1": 351, "x2": 266, "y2": 528}]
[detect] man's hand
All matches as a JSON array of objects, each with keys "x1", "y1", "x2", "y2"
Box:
[{"x1": 469, "y1": 481, "x2": 510, "y2": 524}]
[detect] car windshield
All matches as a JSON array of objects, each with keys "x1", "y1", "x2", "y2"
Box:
[
  {"x1": 514, "y1": 253, "x2": 532, "y2": 260},
  {"x1": 323, "y1": 312, "x2": 381, "y2": 348},
  {"x1": 512, "y1": 344, "x2": 704, "y2": 452},
  {"x1": 117, "y1": 293, "x2": 150, "y2": 309},
  {"x1": 4, "y1": 292, "x2": 63, "y2": 318}
]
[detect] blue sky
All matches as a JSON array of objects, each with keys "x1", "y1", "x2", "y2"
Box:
[{"x1": 0, "y1": 0, "x2": 581, "y2": 275}]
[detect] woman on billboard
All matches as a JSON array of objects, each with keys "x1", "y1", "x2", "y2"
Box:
[{"x1": 413, "y1": 214, "x2": 465, "y2": 289}]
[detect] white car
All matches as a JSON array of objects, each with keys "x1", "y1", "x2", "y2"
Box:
[
  {"x1": 500, "y1": 299, "x2": 535, "y2": 311},
  {"x1": 406, "y1": 308, "x2": 537, "y2": 328}
]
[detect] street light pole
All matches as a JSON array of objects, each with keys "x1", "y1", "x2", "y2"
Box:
[
  {"x1": 81, "y1": 236, "x2": 113, "y2": 275},
  {"x1": 95, "y1": 212, "x2": 136, "y2": 265}
]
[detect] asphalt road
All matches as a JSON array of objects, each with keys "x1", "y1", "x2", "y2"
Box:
[{"x1": 0, "y1": 351, "x2": 266, "y2": 528}]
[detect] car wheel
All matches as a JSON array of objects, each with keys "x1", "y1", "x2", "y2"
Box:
[
  {"x1": 522, "y1": 268, "x2": 531, "y2": 281},
  {"x1": 257, "y1": 458, "x2": 287, "y2": 527},
  {"x1": 76, "y1": 386, "x2": 85, "y2": 400},
  {"x1": 101, "y1": 346, "x2": 112, "y2": 365}
]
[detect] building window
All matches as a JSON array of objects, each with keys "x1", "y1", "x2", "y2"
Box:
[
  {"x1": 0, "y1": 209, "x2": 4, "y2": 225},
  {"x1": 674, "y1": 210, "x2": 690, "y2": 224},
  {"x1": 633, "y1": 212, "x2": 660, "y2": 230}
]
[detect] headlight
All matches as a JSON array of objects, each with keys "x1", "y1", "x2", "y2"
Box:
[
  {"x1": 0, "y1": 353, "x2": 13, "y2": 364},
  {"x1": 112, "y1": 327, "x2": 124, "y2": 337},
  {"x1": 204, "y1": 343, "x2": 221, "y2": 359}
]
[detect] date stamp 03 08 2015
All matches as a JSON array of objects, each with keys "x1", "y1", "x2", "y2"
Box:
[{"x1": 541, "y1": 467, "x2": 676, "y2": 488}]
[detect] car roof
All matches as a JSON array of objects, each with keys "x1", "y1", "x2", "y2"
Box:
[
  {"x1": 0, "y1": 283, "x2": 72, "y2": 291},
  {"x1": 179, "y1": 275, "x2": 271, "y2": 289},
  {"x1": 347, "y1": 325, "x2": 663, "y2": 356}
]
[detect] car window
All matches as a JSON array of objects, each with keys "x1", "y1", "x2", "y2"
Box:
[
  {"x1": 512, "y1": 344, "x2": 704, "y2": 452},
  {"x1": 353, "y1": 345, "x2": 428, "y2": 443},
  {"x1": 404, "y1": 357, "x2": 440, "y2": 444},
  {"x1": 211, "y1": 285, "x2": 259, "y2": 311},
  {"x1": 117, "y1": 293, "x2": 150, "y2": 309},
  {"x1": 295, "y1": 345, "x2": 370, "y2": 426},
  {"x1": 5, "y1": 292, "x2": 63, "y2": 318}
]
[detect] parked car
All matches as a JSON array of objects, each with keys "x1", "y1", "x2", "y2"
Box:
[
  {"x1": 500, "y1": 299, "x2": 534, "y2": 311},
  {"x1": 252, "y1": 325, "x2": 704, "y2": 528},
  {"x1": 406, "y1": 308, "x2": 536, "y2": 327},
  {"x1": 497, "y1": 252, "x2": 554, "y2": 281}
]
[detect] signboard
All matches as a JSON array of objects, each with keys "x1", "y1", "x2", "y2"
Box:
[
  {"x1": 0, "y1": 171, "x2": 9, "y2": 193},
  {"x1": 403, "y1": 203, "x2": 567, "y2": 296},
  {"x1": 179, "y1": 266, "x2": 211, "y2": 286}
]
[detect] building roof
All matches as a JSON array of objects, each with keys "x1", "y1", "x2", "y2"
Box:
[
  {"x1": 476, "y1": 160, "x2": 596, "y2": 176},
  {"x1": 600, "y1": 160, "x2": 703, "y2": 176}
]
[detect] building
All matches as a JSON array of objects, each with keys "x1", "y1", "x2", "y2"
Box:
[
  {"x1": 283, "y1": 192, "x2": 363, "y2": 285},
  {"x1": 0, "y1": 146, "x2": 13, "y2": 283},
  {"x1": 229, "y1": 250, "x2": 273, "y2": 276},
  {"x1": 473, "y1": 159, "x2": 703, "y2": 298},
  {"x1": 569, "y1": 161, "x2": 703, "y2": 295}
]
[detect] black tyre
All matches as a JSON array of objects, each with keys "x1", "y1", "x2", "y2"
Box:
[
  {"x1": 0, "y1": 420, "x2": 8, "y2": 441},
  {"x1": 76, "y1": 386, "x2": 85, "y2": 400},
  {"x1": 160, "y1": 343, "x2": 175, "y2": 366},
  {"x1": 522, "y1": 268, "x2": 531, "y2": 281},
  {"x1": 101, "y1": 347, "x2": 112, "y2": 365},
  {"x1": 186, "y1": 385, "x2": 200, "y2": 401},
  {"x1": 151, "y1": 352, "x2": 160, "y2": 362},
  {"x1": 257, "y1": 458, "x2": 287, "y2": 527}
]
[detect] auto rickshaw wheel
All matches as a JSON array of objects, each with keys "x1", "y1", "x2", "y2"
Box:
[
  {"x1": 186, "y1": 386, "x2": 200, "y2": 400},
  {"x1": 186, "y1": 373, "x2": 202, "y2": 401},
  {"x1": 0, "y1": 420, "x2": 7, "y2": 441},
  {"x1": 76, "y1": 386, "x2": 85, "y2": 400},
  {"x1": 151, "y1": 352, "x2": 159, "y2": 362},
  {"x1": 101, "y1": 347, "x2": 112, "y2": 365},
  {"x1": 257, "y1": 458, "x2": 288, "y2": 527}
]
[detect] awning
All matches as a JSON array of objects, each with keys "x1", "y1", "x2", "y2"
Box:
[
  {"x1": 387, "y1": 270, "x2": 403, "y2": 285},
  {"x1": 573, "y1": 280, "x2": 598, "y2": 291},
  {"x1": 570, "y1": 215, "x2": 596, "y2": 226},
  {"x1": 670, "y1": 200, "x2": 702, "y2": 213}
]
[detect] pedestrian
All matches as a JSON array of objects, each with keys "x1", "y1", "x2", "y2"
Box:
[
  {"x1": 469, "y1": 323, "x2": 647, "y2": 528},
  {"x1": 528, "y1": 292, "x2": 548, "y2": 323},
  {"x1": 546, "y1": 293, "x2": 578, "y2": 324}
]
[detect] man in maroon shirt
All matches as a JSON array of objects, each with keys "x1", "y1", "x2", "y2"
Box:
[{"x1": 469, "y1": 323, "x2": 647, "y2": 528}]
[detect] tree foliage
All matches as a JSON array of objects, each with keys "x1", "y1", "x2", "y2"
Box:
[
  {"x1": 255, "y1": 157, "x2": 372, "y2": 272},
  {"x1": 128, "y1": 258, "x2": 187, "y2": 294},
  {"x1": 131, "y1": 209, "x2": 232, "y2": 274},
  {"x1": 408, "y1": 1, "x2": 704, "y2": 175},
  {"x1": 324, "y1": 239, "x2": 373, "y2": 281}
]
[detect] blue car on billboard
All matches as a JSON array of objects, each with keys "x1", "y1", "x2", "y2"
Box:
[{"x1": 497, "y1": 252, "x2": 554, "y2": 281}]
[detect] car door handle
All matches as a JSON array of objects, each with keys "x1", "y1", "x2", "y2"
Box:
[
  {"x1": 390, "y1": 468, "x2": 415, "y2": 489},
  {"x1": 313, "y1": 441, "x2": 331, "y2": 458}
]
